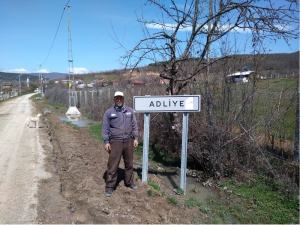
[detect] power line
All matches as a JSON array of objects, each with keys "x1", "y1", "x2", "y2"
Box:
[{"x1": 41, "y1": 0, "x2": 71, "y2": 66}]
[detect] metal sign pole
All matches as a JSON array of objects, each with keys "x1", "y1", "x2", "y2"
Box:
[
  {"x1": 180, "y1": 112, "x2": 189, "y2": 193},
  {"x1": 133, "y1": 95, "x2": 200, "y2": 191},
  {"x1": 142, "y1": 113, "x2": 150, "y2": 183}
]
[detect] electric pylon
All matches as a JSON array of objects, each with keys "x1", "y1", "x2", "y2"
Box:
[{"x1": 65, "y1": 5, "x2": 80, "y2": 116}]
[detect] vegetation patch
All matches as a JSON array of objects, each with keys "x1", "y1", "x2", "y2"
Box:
[
  {"x1": 88, "y1": 123, "x2": 103, "y2": 142},
  {"x1": 65, "y1": 121, "x2": 80, "y2": 130},
  {"x1": 43, "y1": 101, "x2": 67, "y2": 111},
  {"x1": 167, "y1": 196, "x2": 178, "y2": 206},
  {"x1": 185, "y1": 197, "x2": 202, "y2": 208},
  {"x1": 208, "y1": 176, "x2": 299, "y2": 224}
]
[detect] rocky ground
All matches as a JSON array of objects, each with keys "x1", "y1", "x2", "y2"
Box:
[{"x1": 33, "y1": 98, "x2": 218, "y2": 224}]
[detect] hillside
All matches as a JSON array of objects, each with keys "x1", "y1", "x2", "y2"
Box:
[
  {"x1": 0, "y1": 72, "x2": 66, "y2": 84},
  {"x1": 147, "y1": 51, "x2": 299, "y2": 75},
  {"x1": 1, "y1": 52, "x2": 298, "y2": 85}
]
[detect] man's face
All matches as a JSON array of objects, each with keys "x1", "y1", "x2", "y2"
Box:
[{"x1": 114, "y1": 96, "x2": 124, "y2": 107}]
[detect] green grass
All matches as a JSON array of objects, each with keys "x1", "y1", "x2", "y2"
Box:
[
  {"x1": 148, "y1": 179, "x2": 160, "y2": 191},
  {"x1": 174, "y1": 188, "x2": 184, "y2": 195},
  {"x1": 199, "y1": 205, "x2": 210, "y2": 213},
  {"x1": 167, "y1": 196, "x2": 178, "y2": 205},
  {"x1": 208, "y1": 176, "x2": 299, "y2": 224},
  {"x1": 88, "y1": 123, "x2": 103, "y2": 142},
  {"x1": 185, "y1": 197, "x2": 203, "y2": 208},
  {"x1": 146, "y1": 178, "x2": 166, "y2": 197},
  {"x1": 65, "y1": 121, "x2": 80, "y2": 130},
  {"x1": 147, "y1": 189, "x2": 153, "y2": 196},
  {"x1": 44, "y1": 101, "x2": 67, "y2": 110}
]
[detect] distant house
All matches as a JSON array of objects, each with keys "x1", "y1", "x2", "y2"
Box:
[
  {"x1": 226, "y1": 67, "x2": 262, "y2": 83},
  {"x1": 123, "y1": 71, "x2": 141, "y2": 78},
  {"x1": 77, "y1": 83, "x2": 86, "y2": 89},
  {"x1": 131, "y1": 80, "x2": 145, "y2": 87},
  {"x1": 146, "y1": 71, "x2": 160, "y2": 76},
  {"x1": 1, "y1": 83, "x2": 13, "y2": 93}
]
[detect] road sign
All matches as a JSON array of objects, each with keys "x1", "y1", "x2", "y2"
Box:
[
  {"x1": 135, "y1": 95, "x2": 201, "y2": 194},
  {"x1": 133, "y1": 95, "x2": 201, "y2": 112}
]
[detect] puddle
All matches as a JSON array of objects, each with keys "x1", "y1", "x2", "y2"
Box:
[
  {"x1": 43, "y1": 108, "x2": 51, "y2": 114},
  {"x1": 160, "y1": 173, "x2": 216, "y2": 203},
  {"x1": 57, "y1": 114, "x2": 91, "y2": 127}
]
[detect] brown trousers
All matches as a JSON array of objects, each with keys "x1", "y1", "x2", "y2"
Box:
[{"x1": 105, "y1": 139, "x2": 134, "y2": 190}]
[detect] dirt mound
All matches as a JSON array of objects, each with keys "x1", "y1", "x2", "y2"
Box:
[{"x1": 34, "y1": 99, "x2": 209, "y2": 224}]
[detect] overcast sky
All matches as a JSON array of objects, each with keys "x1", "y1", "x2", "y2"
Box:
[{"x1": 0, "y1": 0, "x2": 298, "y2": 74}]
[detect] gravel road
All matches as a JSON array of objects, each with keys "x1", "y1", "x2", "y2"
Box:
[{"x1": 0, "y1": 94, "x2": 50, "y2": 223}]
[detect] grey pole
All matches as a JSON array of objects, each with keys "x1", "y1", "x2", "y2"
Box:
[
  {"x1": 41, "y1": 76, "x2": 44, "y2": 97},
  {"x1": 142, "y1": 113, "x2": 150, "y2": 183},
  {"x1": 18, "y1": 74, "x2": 22, "y2": 95},
  {"x1": 180, "y1": 112, "x2": 189, "y2": 194}
]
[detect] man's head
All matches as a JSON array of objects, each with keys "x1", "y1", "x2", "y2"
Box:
[{"x1": 114, "y1": 91, "x2": 124, "y2": 107}]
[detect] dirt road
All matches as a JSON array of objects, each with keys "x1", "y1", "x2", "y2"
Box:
[
  {"x1": 0, "y1": 94, "x2": 50, "y2": 223},
  {"x1": 0, "y1": 94, "x2": 215, "y2": 224}
]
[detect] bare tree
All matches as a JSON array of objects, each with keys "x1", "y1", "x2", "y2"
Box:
[
  {"x1": 120, "y1": 0, "x2": 298, "y2": 91},
  {"x1": 118, "y1": 0, "x2": 298, "y2": 127},
  {"x1": 113, "y1": 0, "x2": 300, "y2": 180}
]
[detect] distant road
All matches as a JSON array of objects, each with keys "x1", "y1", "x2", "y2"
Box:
[{"x1": 0, "y1": 94, "x2": 50, "y2": 223}]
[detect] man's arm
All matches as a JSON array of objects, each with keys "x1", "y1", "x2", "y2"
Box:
[{"x1": 102, "y1": 110, "x2": 110, "y2": 144}]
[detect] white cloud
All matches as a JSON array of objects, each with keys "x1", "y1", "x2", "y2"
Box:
[
  {"x1": 37, "y1": 69, "x2": 51, "y2": 73},
  {"x1": 146, "y1": 22, "x2": 293, "y2": 34},
  {"x1": 146, "y1": 22, "x2": 249, "y2": 33},
  {"x1": 3, "y1": 68, "x2": 29, "y2": 73},
  {"x1": 70, "y1": 67, "x2": 89, "y2": 74}
]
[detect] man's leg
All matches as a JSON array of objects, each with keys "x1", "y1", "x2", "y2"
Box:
[
  {"x1": 106, "y1": 140, "x2": 123, "y2": 191},
  {"x1": 123, "y1": 139, "x2": 134, "y2": 186}
]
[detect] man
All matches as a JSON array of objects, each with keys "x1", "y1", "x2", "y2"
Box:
[{"x1": 102, "y1": 91, "x2": 139, "y2": 197}]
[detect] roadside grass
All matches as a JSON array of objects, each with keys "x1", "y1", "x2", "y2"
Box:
[
  {"x1": 185, "y1": 196, "x2": 203, "y2": 208},
  {"x1": 147, "y1": 178, "x2": 165, "y2": 197},
  {"x1": 44, "y1": 101, "x2": 67, "y2": 111},
  {"x1": 167, "y1": 196, "x2": 178, "y2": 205},
  {"x1": 87, "y1": 123, "x2": 103, "y2": 142},
  {"x1": 65, "y1": 121, "x2": 80, "y2": 130},
  {"x1": 210, "y1": 78, "x2": 297, "y2": 141},
  {"x1": 207, "y1": 176, "x2": 299, "y2": 224}
]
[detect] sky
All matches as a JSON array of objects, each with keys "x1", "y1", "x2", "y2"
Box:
[{"x1": 0, "y1": 0, "x2": 298, "y2": 75}]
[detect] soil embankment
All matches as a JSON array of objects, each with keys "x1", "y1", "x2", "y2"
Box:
[{"x1": 34, "y1": 98, "x2": 213, "y2": 223}]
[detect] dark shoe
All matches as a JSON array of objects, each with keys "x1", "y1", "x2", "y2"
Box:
[
  {"x1": 105, "y1": 189, "x2": 113, "y2": 197},
  {"x1": 130, "y1": 184, "x2": 137, "y2": 190}
]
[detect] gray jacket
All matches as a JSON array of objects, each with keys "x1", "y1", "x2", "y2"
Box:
[{"x1": 102, "y1": 105, "x2": 138, "y2": 144}]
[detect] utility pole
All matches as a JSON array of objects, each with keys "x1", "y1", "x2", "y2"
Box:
[
  {"x1": 65, "y1": 4, "x2": 80, "y2": 116},
  {"x1": 27, "y1": 77, "x2": 29, "y2": 92},
  {"x1": 41, "y1": 75, "x2": 44, "y2": 97},
  {"x1": 18, "y1": 74, "x2": 22, "y2": 95},
  {"x1": 67, "y1": 5, "x2": 74, "y2": 106},
  {"x1": 67, "y1": 5, "x2": 74, "y2": 87},
  {"x1": 37, "y1": 63, "x2": 41, "y2": 93}
]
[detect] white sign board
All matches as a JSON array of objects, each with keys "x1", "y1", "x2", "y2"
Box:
[{"x1": 133, "y1": 95, "x2": 201, "y2": 112}]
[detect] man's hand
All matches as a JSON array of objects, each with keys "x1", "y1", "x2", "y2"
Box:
[
  {"x1": 133, "y1": 140, "x2": 138, "y2": 148},
  {"x1": 104, "y1": 143, "x2": 111, "y2": 152}
]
